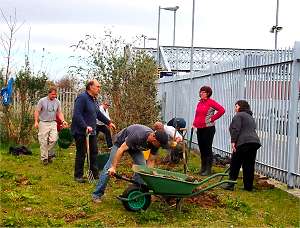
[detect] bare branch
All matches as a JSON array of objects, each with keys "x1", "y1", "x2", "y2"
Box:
[
  {"x1": 0, "y1": 8, "x2": 24, "y2": 84},
  {"x1": 0, "y1": 8, "x2": 9, "y2": 25}
]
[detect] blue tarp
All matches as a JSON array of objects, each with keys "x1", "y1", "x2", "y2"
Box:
[{"x1": 1, "y1": 78, "x2": 14, "y2": 106}]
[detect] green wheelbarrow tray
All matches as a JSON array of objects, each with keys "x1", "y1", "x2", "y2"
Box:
[
  {"x1": 115, "y1": 165, "x2": 236, "y2": 211},
  {"x1": 131, "y1": 165, "x2": 236, "y2": 196}
]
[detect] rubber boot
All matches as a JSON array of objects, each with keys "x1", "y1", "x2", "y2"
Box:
[
  {"x1": 201, "y1": 157, "x2": 212, "y2": 176},
  {"x1": 200, "y1": 157, "x2": 206, "y2": 174}
]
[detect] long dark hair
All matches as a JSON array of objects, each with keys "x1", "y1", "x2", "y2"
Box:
[{"x1": 235, "y1": 100, "x2": 253, "y2": 115}]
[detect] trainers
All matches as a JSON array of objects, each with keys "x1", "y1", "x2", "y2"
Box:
[
  {"x1": 49, "y1": 153, "x2": 56, "y2": 158},
  {"x1": 200, "y1": 170, "x2": 212, "y2": 176},
  {"x1": 92, "y1": 196, "x2": 102, "y2": 204},
  {"x1": 222, "y1": 183, "x2": 234, "y2": 191},
  {"x1": 42, "y1": 159, "x2": 48, "y2": 165},
  {"x1": 74, "y1": 177, "x2": 87, "y2": 183}
]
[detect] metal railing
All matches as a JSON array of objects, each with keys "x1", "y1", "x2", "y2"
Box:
[{"x1": 157, "y1": 42, "x2": 300, "y2": 188}]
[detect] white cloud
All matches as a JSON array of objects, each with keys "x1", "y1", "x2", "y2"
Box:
[{"x1": 1, "y1": 0, "x2": 299, "y2": 79}]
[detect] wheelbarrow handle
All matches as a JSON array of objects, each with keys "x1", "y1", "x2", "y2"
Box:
[
  {"x1": 113, "y1": 173, "x2": 141, "y2": 186},
  {"x1": 188, "y1": 128, "x2": 194, "y2": 153}
]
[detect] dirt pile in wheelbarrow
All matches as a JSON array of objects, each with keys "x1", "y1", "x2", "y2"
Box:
[{"x1": 186, "y1": 192, "x2": 222, "y2": 208}]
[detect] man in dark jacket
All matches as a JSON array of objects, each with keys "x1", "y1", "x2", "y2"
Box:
[{"x1": 71, "y1": 80, "x2": 116, "y2": 183}]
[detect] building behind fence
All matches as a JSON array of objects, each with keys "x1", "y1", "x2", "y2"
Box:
[{"x1": 157, "y1": 42, "x2": 300, "y2": 188}]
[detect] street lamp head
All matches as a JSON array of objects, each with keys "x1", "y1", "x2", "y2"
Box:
[
  {"x1": 161, "y1": 6, "x2": 179, "y2": 11},
  {"x1": 270, "y1": 26, "x2": 276, "y2": 33},
  {"x1": 270, "y1": 25, "x2": 283, "y2": 33}
]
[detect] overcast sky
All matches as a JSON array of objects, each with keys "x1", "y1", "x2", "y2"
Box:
[{"x1": 1, "y1": 0, "x2": 300, "y2": 79}]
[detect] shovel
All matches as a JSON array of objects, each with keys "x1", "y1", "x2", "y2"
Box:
[{"x1": 187, "y1": 127, "x2": 194, "y2": 158}]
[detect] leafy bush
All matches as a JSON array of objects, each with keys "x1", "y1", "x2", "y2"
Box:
[{"x1": 69, "y1": 32, "x2": 160, "y2": 130}]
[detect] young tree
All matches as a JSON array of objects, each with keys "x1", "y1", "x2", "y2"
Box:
[
  {"x1": 0, "y1": 8, "x2": 24, "y2": 143},
  {"x1": 69, "y1": 32, "x2": 160, "y2": 129},
  {"x1": 56, "y1": 75, "x2": 79, "y2": 90},
  {"x1": 1, "y1": 57, "x2": 49, "y2": 144}
]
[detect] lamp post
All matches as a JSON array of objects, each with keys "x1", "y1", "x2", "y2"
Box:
[
  {"x1": 188, "y1": 0, "x2": 196, "y2": 140},
  {"x1": 270, "y1": 0, "x2": 282, "y2": 50},
  {"x1": 190, "y1": 0, "x2": 195, "y2": 73},
  {"x1": 157, "y1": 6, "x2": 179, "y2": 62}
]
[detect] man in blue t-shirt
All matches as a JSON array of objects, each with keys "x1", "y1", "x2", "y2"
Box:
[{"x1": 92, "y1": 124, "x2": 168, "y2": 203}]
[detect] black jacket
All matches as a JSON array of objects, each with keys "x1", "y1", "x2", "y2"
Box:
[
  {"x1": 229, "y1": 111, "x2": 261, "y2": 148},
  {"x1": 71, "y1": 92, "x2": 110, "y2": 136}
]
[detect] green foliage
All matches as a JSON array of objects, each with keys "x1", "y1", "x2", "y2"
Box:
[
  {"x1": 15, "y1": 69, "x2": 48, "y2": 105},
  {"x1": 0, "y1": 67, "x2": 4, "y2": 88},
  {"x1": 136, "y1": 210, "x2": 167, "y2": 224},
  {"x1": 0, "y1": 170, "x2": 15, "y2": 179},
  {"x1": 0, "y1": 67, "x2": 48, "y2": 144},
  {"x1": 225, "y1": 197, "x2": 251, "y2": 215},
  {"x1": 70, "y1": 32, "x2": 160, "y2": 129},
  {"x1": 2, "y1": 215, "x2": 20, "y2": 227}
]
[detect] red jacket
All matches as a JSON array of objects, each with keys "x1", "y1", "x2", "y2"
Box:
[{"x1": 193, "y1": 98, "x2": 225, "y2": 128}]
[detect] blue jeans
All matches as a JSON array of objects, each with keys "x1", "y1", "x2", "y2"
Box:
[{"x1": 92, "y1": 145, "x2": 146, "y2": 198}]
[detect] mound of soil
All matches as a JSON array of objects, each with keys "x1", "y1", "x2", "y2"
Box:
[
  {"x1": 64, "y1": 211, "x2": 86, "y2": 222},
  {"x1": 185, "y1": 192, "x2": 222, "y2": 208},
  {"x1": 254, "y1": 174, "x2": 275, "y2": 189},
  {"x1": 15, "y1": 176, "x2": 30, "y2": 186},
  {"x1": 158, "y1": 192, "x2": 221, "y2": 208}
]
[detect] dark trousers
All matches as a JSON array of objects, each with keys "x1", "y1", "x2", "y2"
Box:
[
  {"x1": 196, "y1": 126, "x2": 216, "y2": 170},
  {"x1": 229, "y1": 143, "x2": 260, "y2": 191},
  {"x1": 74, "y1": 134, "x2": 99, "y2": 179},
  {"x1": 96, "y1": 125, "x2": 113, "y2": 148}
]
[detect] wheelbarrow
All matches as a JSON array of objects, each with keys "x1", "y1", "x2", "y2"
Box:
[{"x1": 114, "y1": 164, "x2": 236, "y2": 211}]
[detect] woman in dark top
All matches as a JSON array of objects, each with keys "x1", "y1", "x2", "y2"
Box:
[{"x1": 223, "y1": 100, "x2": 261, "y2": 191}]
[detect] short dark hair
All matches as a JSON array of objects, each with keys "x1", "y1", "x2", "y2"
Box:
[
  {"x1": 48, "y1": 87, "x2": 57, "y2": 94},
  {"x1": 200, "y1": 86, "x2": 212, "y2": 98},
  {"x1": 235, "y1": 100, "x2": 251, "y2": 113},
  {"x1": 154, "y1": 130, "x2": 168, "y2": 147},
  {"x1": 86, "y1": 80, "x2": 94, "y2": 90}
]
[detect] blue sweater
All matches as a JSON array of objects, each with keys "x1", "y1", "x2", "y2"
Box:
[{"x1": 71, "y1": 91, "x2": 110, "y2": 136}]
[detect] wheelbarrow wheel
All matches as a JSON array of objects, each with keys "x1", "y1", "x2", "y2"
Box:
[{"x1": 121, "y1": 185, "x2": 151, "y2": 211}]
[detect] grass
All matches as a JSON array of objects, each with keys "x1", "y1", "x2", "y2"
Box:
[{"x1": 0, "y1": 143, "x2": 299, "y2": 227}]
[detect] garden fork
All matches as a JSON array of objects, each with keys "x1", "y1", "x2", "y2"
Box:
[{"x1": 85, "y1": 133, "x2": 95, "y2": 183}]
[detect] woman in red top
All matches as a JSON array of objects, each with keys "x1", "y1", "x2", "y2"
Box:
[{"x1": 193, "y1": 86, "x2": 225, "y2": 175}]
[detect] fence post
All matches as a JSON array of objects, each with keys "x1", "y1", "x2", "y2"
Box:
[
  {"x1": 287, "y1": 41, "x2": 300, "y2": 188},
  {"x1": 239, "y1": 53, "x2": 246, "y2": 99}
]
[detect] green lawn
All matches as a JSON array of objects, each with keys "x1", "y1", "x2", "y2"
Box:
[{"x1": 0, "y1": 143, "x2": 299, "y2": 227}]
